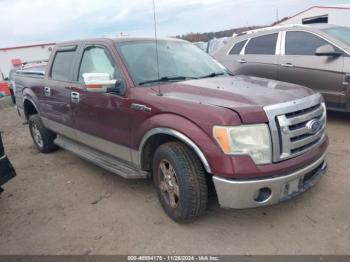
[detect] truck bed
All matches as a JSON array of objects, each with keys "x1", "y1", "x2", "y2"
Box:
[{"x1": 14, "y1": 70, "x2": 45, "y2": 114}]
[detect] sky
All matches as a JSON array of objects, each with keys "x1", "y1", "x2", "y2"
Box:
[{"x1": 0, "y1": 0, "x2": 349, "y2": 48}]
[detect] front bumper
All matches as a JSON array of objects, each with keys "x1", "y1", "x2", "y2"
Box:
[
  {"x1": 213, "y1": 152, "x2": 327, "y2": 209},
  {"x1": 0, "y1": 155, "x2": 16, "y2": 188}
]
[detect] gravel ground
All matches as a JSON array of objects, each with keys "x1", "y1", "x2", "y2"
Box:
[{"x1": 0, "y1": 96, "x2": 349, "y2": 255}]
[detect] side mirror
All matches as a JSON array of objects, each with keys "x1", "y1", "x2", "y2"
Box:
[
  {"x1": 83, "y1": 73, "x2": 120, "y2": 93},
  {"x1": 315, "y1": 44, "x2": 342, "y2": 57}
]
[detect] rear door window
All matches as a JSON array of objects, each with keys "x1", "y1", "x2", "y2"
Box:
[
  {"x1": 229, "y1": 40, "x2": 247, "y2": 55},
  {"x1": 286, "y1": 31, "x2": 333, "y2": 56},
  {"x1": 51, "y1": 50, "x2": 76, "y2": 81},
  {"x1": 245, "y1": 33, "x2": 278, "y2": 55}
]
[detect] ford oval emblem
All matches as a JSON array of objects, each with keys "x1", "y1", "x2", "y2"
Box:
[{"x1": 306, "y1": 119, "x2": 322, "y2": 134}]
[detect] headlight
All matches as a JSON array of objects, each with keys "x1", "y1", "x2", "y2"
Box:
[{"x1": 213, "y1": 124, "x2": 272, "y2": 165}]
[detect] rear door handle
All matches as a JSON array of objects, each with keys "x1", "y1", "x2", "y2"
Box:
[
  {"x1": 237, "y1": 59, "x2": 247, "y2": 64},
  {"x1": 281, "y1": 63, "x2": 294, "y2": 68},
  {"x1": 71, "y1": 92, "x2": 80, "y2": 103},
  {"x1": 44, "y1": 87, "x2": 51, "y2": 96}
]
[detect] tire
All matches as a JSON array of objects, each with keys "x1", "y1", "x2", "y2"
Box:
[
  {"x1": 153, "y1": 142, "x2": 208, "y2": 223},
  {"x1": 28, "y1": 115, "x2": 58, "y2": 153}
]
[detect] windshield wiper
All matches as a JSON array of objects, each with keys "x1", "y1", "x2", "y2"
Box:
[
  {"x1": 139, "y1": 76, "x2": 198, "y2": 86},
  {"x1": 199, "y1": 72, "x2": 226, "y2": 79}
]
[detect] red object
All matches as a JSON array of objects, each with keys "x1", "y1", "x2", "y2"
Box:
[
  {"x1": 11, "y1": 58, "x2": 22, "y2": 66},
  {"x1": 0, "y1": 81, "x2": 10, "y2": 96}
]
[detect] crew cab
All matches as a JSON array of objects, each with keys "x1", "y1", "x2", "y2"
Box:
[
  {"x1": 14, "y1": 37, "x2": 328, "y2": 222},
  {"x1": 0, "y1": 132, "x2": 16, "y2": 194}
]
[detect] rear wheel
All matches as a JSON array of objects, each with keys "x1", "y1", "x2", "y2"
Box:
[
  {"x1": 153, "y1": 142, "x2": 208, "y2": 223},
  {"x1": 29, "y1": 115, "x2": 58, "y2": 153}
]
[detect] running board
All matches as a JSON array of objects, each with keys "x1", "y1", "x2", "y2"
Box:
[{"x1": 54, "y1": 135, "x2": 149, "y2": 179}]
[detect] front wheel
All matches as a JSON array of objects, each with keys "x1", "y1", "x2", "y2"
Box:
[{"x1": 153, "y1": 142, "x2": 208, "y2": 223}]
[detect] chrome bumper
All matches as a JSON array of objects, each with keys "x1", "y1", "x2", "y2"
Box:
[{"x1": 213, "y1": 153, "x2": 327, "y2": 209}]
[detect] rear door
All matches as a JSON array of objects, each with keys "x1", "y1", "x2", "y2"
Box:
[
  {"x1": 278, "y1": 31, "x2": 346, "y2": 109},
  {"x1": 239, "y1": 33, "x2": 280, "y2": 79},
  {"x1": 41, "y1": 45, "x2": 79, "y2": 135}
]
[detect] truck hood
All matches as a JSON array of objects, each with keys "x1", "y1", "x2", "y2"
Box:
[{"x1": 161, "y1": 75, "x2": 315, "y2": 123}]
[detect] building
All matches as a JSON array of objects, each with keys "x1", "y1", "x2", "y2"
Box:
[
  {"x1": 277, "y1": 4, "x2": 350, "y2": 27},
  {"x1": 0, "y1": 43, "x2": 55, "y2": 78}
]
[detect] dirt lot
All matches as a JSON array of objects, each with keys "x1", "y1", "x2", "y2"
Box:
[{"x1": 0, "y1": 96, "x2": 349, "y2": 255}]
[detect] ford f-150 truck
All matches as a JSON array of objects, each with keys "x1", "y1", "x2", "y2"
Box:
[{"x1": 14, "y1": 37, "x2": 328, "y2": 222}]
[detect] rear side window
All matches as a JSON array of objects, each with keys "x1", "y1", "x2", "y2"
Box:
[
  {"x1": 286, "y1": 31, "x2": 330, "y2": 56},
  {"x1": 51, "y1": 50, "x2": 76, "y2": 81},
  {"x1": 245, "y1": 33, "x2": 278, "y2": 55},
  {"x1": 229, "y1": 40, "x2": 247, "y2": 55}
]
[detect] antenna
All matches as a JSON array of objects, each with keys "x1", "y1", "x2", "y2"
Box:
[{"x1": 153, "y1": 0, "x2": 162, "y2": 96}]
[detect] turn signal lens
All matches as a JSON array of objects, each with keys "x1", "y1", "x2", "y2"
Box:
[{"x1": 213, "y1": 126, "x2": 231, "y2": 154}]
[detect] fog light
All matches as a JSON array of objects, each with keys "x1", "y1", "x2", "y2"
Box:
[{"x1": 254, "y1": 187, "x2": 272, "y2": 203}]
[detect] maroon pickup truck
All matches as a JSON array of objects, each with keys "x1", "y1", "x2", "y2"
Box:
[{"x1": 14, "y1": 37, "x2": 328, "y2": 222}]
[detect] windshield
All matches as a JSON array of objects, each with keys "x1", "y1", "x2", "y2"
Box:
[
  {"x1": 323, "y1": 27, "x2": 350, "y2": 46},
  {"x1": 117, "y1": 40, "x2": 226, "y2": 86}
]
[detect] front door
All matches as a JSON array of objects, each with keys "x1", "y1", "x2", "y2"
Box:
[
  {"x1": 69, "y1": 43, "x2": 133, "y2": 163},
  {"x1": 278, "y1": 31, "x2": 346, "y2": 110}
]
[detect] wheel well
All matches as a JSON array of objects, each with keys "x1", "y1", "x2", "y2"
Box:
[
  {"x1": 140, "y1": 133, "x2": 210, "y2": 175},
  {"x1": 141, "y1": 134, "x2": 177, "y2": 171},
  {"x1": 23, "y1": 99, "x2": 38, "y2": 120}
]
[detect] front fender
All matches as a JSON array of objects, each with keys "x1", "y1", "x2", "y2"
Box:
[{"x1": 133, "y1": 113, "x2": 234, "y2": 176}]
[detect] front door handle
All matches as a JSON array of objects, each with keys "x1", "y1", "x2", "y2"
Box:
[
  {"x1": 71, "y1": 92, "x2": 80, "y2": 103},
  {"x1": 281, "y1": 63, "x2": 294, "y2": 68},
  {"x1": 237, "y1": 59, "x2": 247, "y2": 64},
  {"x1": 44, "y1": 87, "x2": 51, "y2": 96}
]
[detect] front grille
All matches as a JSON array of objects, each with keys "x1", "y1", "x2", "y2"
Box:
[{"x1": 264, "y1": 93, "x2": 327, "y2": 162}]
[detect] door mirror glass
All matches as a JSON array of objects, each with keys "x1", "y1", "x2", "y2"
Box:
[
  {"x1": 315, "y1": 44, "x2": 342, "y2": 57},
  {"x1": 83, "y1": 73, "x2": 119, "y2": 93}
]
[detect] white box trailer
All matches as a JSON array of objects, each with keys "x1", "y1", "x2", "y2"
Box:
[
  {"x1": 0, "y1": 43, "x2": 55, "y2": 78},
  {"x1": 277, "y1": 4, "x2": 350, "y2": 27}
]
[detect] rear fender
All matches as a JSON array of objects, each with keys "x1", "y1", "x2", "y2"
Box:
[{"x1": 22, "y1": 88, "x2": 41, "y2": 120}]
